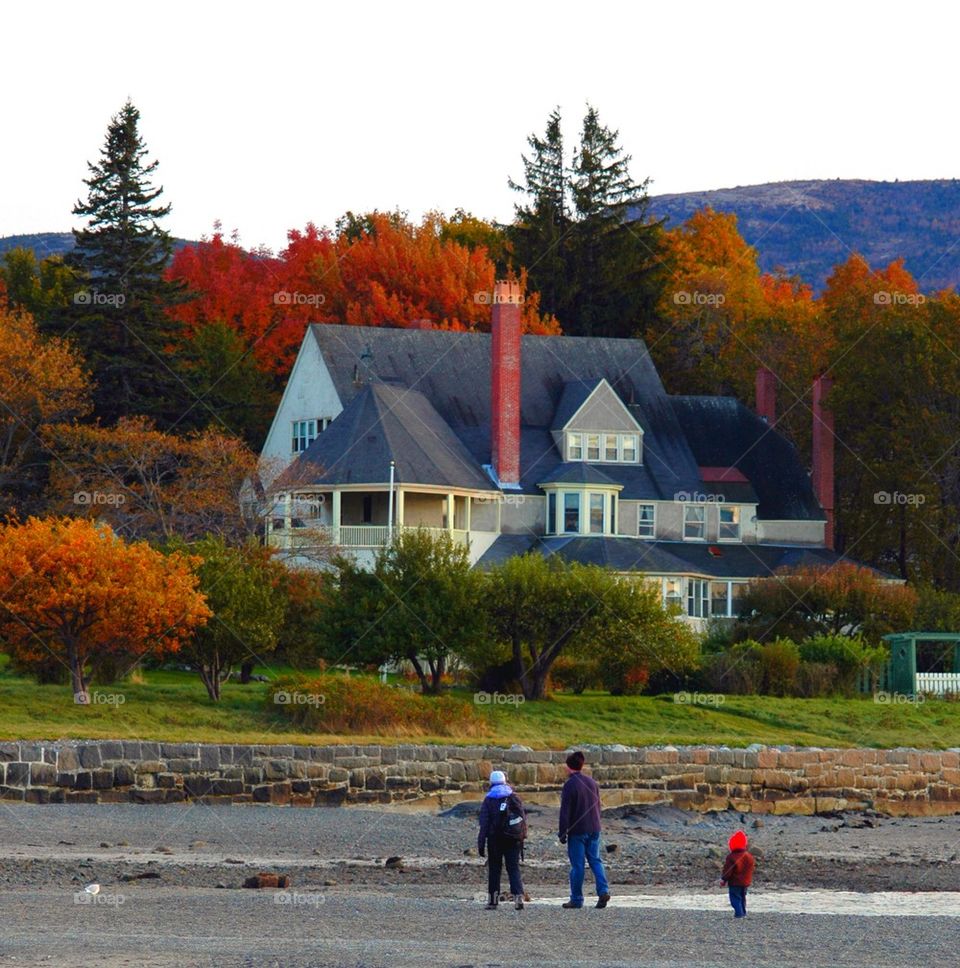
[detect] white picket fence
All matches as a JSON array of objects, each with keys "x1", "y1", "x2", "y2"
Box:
[{"x1": 916, "y1": 672, "x2": 960, "y2": 695}]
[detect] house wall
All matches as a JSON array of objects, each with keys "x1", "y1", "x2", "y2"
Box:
[
  {"x1": 341, "y1": 491, "x2": 390, "y2": 525},
  {"x1": 757, "y1": 520, "x2": 826, "y2": 546},
  {"x1": 567, "y1": 383, "x2": 642, "y2": 433},
  {"x1": 501, "y1": 495, "x2": 545, "y2": 534},
  {"x1": 259, "y1": 333, "x2": 343, "y2": 483},
  {"x1": 404, "y1": 492, "x2": 445, "y2": 528},
  {"x1": 470, "y1": 498, "x2": 498, "y2": 531}
]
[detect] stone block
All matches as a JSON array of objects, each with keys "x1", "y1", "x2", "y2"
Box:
[
  {"x1": 167, "y1": 759, "x2": 199, "y2": 773},
  {"x1": 199, "y1": 746, "x2": 221, "y2": 770},
  {"x1": 211, "y1": 779, "x2": 244, "y2": 796},
  {"x1": 161, "y1": 743, "x2": 199, "y2": 759},
  {"x1": 113, "y1": 764, "x2": 136, "y2": 787},
  {"x1": 24, "y1": 788, "x2": 50, "y2": 804},
  {"x1": 0, "y1": 743, "x2": 18, "y2": 763},
  {"x1": 91, "y1": 769, "x2": 114, "y2": 790},
  {"x1": 19, "y1": 744, "x2": 42, "y2": 763},
  {"x1": 29, "y1": 762, "x2": 56, "y2": 786},
  {"x1": 183, "y1": 776, "x2": 214, "y2": 797},
  {"x1": 122, "y1": 742, "x2": 142, "y2": 760},
  {"x1": 99, "y1": 741, "x2": 124, "y2": 762},
  {"x1": 65, "y1": 791, "x2": 99, "y2": 804},
  {"x1": 78, "y1": 745, "x2": 101, "y2": 769},
  {"x1": 57, "y1": 748, "x2": 80, "y2": 771},
  {"x1": 5, "y1": 763, "x2": 29, "y2": 787},
  {"x1": 156, "y1": 774, "x2": 177, "y2": 789}
]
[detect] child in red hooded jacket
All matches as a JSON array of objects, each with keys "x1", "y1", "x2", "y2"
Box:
[{"x1": 720, "y1": 830, "x2": 755, "y2": 918}]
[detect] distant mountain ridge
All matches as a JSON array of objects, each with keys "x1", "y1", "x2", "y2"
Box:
[
  {"x1": 7, "y1": 178, "x2": 960, "y2": 292},
  {"x1": 647, "y1": 179, "x2": 960, "y2": 292}
]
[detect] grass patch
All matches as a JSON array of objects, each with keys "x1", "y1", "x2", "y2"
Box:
[{"x1": 0, "y1": 660, "x2": 958, "y2": 748}]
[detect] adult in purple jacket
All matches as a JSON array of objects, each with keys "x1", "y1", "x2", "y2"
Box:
[{"x1": 558, "y1": 750, "x2": 610, "y2": 909}]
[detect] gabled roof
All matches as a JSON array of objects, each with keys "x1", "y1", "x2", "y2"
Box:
[
  {"x1": 306, "y1": 325, "x2": 704, "y2": 500},
  {"x1": 537, "y1": 462, "x2": 622, "y2": 488},
  {"x1": 551, "y1": 380, "x2": 599, "y2": 431},
  {"x1": 278, "y1": 381, "x2": 494, "y2": 491},
  {"x1": 671, "y1": 396, "x2": 824, "y2": 521}
]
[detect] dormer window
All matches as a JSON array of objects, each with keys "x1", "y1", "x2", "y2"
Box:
[
  {"x1": 564, "y1": 431, "x2": 642, "y2": 464},
  {"x1": 719, "y1": 506, "x2": 740, "y2": 541},
  {"x1": 683, "y1": 504, "x2": 706, "y2": 540}
]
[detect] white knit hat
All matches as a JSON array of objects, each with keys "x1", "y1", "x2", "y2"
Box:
[{"x1": 489, "y1": 770, "x2": 507, "y2": 785}]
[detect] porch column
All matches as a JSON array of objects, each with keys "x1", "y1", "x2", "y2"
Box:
[
  {"x1": 446, "y1": 493, "x2": 455, "y2": 532},
  {"x1": 396, "y1": 489, "x2": 405, "y2": 531},
  {"x1": 332, "y1": 490, "x2": 341, "y2": 546},
  {"x1": 465, "y1": 495, "x2": 471, "y2": 533}
]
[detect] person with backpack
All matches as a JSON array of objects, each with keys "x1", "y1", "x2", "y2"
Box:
[{"x1": 477, "y1": 769, "x2": 527, "y2": 910}]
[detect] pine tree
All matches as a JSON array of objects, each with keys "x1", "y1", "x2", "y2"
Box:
[
  {"x1": 66, "y1": 100, "x2": 187, "y2": 425},
  {"x1": 569, "y1": 105, "x2": 666, "y2": 338},
  {"x1": 508, "y1": 105, "x2": 667, "y2": 338},
  {"x1": 507, "y1": 108, "x2": 572, "y2": 318}
]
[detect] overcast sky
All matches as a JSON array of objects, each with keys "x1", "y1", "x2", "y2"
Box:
[{"x1": 3, "y1": 0, "x2": 957, "y2": 253}]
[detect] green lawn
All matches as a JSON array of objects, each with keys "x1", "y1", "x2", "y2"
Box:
[{"x1": 0, "y1": 660, "x2": 958, "y2": 749}]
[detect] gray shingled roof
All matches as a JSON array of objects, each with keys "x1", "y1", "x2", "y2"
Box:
[
  {"x1": 670, "y1": 396, "x2": 824, "y2": 521},
  {"x1": 550, "y1": 380, "x2": 600, "y2": 431},
  {"x1": 307, "y1": 325, "x2": 704, "y2": 501},
  {"x1": 279, "y1": 381, "x2": 495, "y2": 491},
  {"x1": 537, "y1": 462, "x2": 622, "y2": 487},
  {"x1": 476, "y1": 535, "x2": 880, "y2": 579}
]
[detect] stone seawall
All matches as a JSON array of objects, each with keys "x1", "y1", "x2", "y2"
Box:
[{"x1": 2, "y1": 741, "x2": 960, "y2": 816}]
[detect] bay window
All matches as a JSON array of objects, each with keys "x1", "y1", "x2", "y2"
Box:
[
  {"x1": 589, "y1": 493, "x2": 605, "y2": 533},
  {"x1": 563, "y1": 492, "x2": 581, "y2": 533}
]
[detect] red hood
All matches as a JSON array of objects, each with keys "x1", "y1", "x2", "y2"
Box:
[{"x1": 728, "y1": 831, "x2": 748, "y2": 851}]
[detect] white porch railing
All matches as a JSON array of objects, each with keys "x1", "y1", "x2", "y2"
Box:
[
  {"x1": 270, "y1": 523, "x2": 470, "y2": 550},
  {"x1": 916, "y1": 672, "x2": 960, "y2": 695}
]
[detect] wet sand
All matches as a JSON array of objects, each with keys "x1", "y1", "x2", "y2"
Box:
[{"x1": 0, "y1": 801, "x2": 957, "y2": 965}]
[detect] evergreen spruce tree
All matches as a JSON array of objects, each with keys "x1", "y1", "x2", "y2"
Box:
[
  {"x1": 508, "y1": 105, "x2": 667, "y2": 337},
  {"x1": 66, "y1": 100, "x2": 187, "y2": 425},
  {"x1": 507, "y1": 108, "x2": 572, "y2": 317}
]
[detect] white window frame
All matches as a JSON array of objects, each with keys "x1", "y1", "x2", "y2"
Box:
[
  {"x1": 604, "y1": 434, "x2": 619, "y2": 461},
  {"x1": 563, "y1": 491, "x2": 581, "y2": 533},
  {"x1": 566, "y1": 432, "x2": 583, "y2": 461},
  {"x1": 663, "y1": 577, "x2": 683, "y2": 612},
  {"x1": 292, "y1": 418, "x2": 326, "y2": 454},
  {"x1": 687, "y1": 578, "x2": 709, "y2": 618},
  {"x1": 588, "y1": 492, "x2": 605, "y2": 534},
  {"x1": 719, "y1": 505, "x2": 740, "y2": 542},
  {"x1": 637, "y1": 502, "x2": 656, "y2": 539},
  {"x1": 586, "y1": 433, "x2": 601, "y2": 461},
  {"x1": 621, "y1": 433, "x2": 639, "y2": 463},
  {"x1": 683, "y1": 504, "x2": 706, "y2": 541}
]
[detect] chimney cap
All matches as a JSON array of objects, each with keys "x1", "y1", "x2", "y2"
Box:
[{"x1": 493, "y1": 279, "x2": 523, "y2": 305}]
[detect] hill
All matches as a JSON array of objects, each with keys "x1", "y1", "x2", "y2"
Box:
[
  {"x1": 0, "y1": 232, "x2": 195, "y2": 260},
  {"x1": 647, "y1": 179, "x2": 960, "y2": 292}
]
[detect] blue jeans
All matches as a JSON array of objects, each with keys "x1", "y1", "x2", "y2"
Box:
[
  {"x1": 567, "y1": 832, "x2": 609, "y2": 906},
  {"x1": 728, "y1": 885, "x2": 747, "y2": 917}
]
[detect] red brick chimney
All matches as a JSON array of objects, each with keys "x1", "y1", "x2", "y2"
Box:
[
  {"x1": 490, "y1": 279, "x2": 522, "y2": 488},
  {"x1": 812, "y1": 375, "x2": 835, "y2": 550},
  {"x1": 755, "y1": 367, "x2": 776, "y2": 426}
]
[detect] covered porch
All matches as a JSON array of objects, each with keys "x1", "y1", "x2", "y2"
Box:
[{"x1": 267, "y1": 486, "x2": 498, "y2": 550}]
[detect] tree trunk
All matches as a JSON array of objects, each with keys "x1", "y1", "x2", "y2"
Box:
[
  {"x1": 408, "y1": 654, "x2": 430, "y2": 693},
  {"x1": 67, "y1": 641, "x2": 88, "y2": 704},
  {"x1": 239, "y1": 660, "x2": 254, "y2": 684},
  {"x1": 428, "y1": 657, "x2": 445, "y2": 694},
  {"x1": 198, "y1": 650, "x2": 222, "y2": 701}
]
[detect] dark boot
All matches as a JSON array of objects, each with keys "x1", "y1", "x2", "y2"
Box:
[{"x1": 485, "y1": 893, "x2": 498, "y2": 910}]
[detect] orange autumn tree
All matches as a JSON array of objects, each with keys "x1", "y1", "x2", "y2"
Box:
[
  {"x1": 43, "y1": 416, "x2": 260, "y2": 543},
  {"x1": 0, "y1": 516, "x2": 211, "y2": 700},
  {"x1": 0, "y1": 305, "x2": 91, "y2": 514},
  {"x1": 167, "y1": 214, "x2": 559, "y2": 377}
]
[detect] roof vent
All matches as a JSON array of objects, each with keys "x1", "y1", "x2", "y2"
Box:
[{"x1": 708, "y1": 545, "x2": 723, "y2": 557}]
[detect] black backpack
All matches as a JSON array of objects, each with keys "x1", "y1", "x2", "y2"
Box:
[{"x1": 496, "y1": 794, "x2": 527, "y2": 843}]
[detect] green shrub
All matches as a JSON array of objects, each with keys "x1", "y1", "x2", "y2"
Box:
[
  {"x1": 796, "y1": 661, "x2": 840, "y2": 698},
  {"x1": 549, "y1": 656, "x2": 601, "y2": 694},
  {"x1": 600, "y1": 661, "x2": 650, "y2": 696},
  {"x1": 698, "y1": 642, "x2": 762, "y2": 695},
  {"x1": 756, "y1": 638, "x2": 800, "y2": 697},
  {"x1": 268, "y1": 673, "x2": 484, "y2": 737},
  {"x1": 799, "y1": 634, "x2": 887, "y2": 694}
]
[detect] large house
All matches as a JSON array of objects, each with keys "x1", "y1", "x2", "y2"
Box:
[{"x1": 262, "y1": 280, "x2": 849, "y2": 629}]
